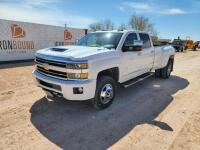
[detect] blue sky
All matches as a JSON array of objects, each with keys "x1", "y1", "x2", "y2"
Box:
[{"x1": 0, "y1": 0, "x2": 200, "y2": 40}]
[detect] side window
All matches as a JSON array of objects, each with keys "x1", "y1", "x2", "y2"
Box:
[
  {"x1": 123, "y1": 33, "x2": 138, "y2": 46},
  {"x1": 139, "y1": 33, "x2": 151, "y2": 48}
]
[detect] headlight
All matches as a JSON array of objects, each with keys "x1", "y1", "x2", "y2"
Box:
[
  {"x1": 66, "y1": 63, "x2": 88, "y2": 69},
  {"x1": 67, "y1": 73, "x2": 88, "y2": 79}
]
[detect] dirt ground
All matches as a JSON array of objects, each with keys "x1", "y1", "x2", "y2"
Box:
[{"x1": 0, "y1": 50, "x2": 200, "y2": 150}]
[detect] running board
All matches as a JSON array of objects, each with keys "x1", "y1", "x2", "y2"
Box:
[{"x1": 122, "y1": 72, "x2": 154, "y2": 88}]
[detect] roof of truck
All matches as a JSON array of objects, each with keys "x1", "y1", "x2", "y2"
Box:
[{"x1": 94, "y1": 30, "x2": 149, "y2": 34}]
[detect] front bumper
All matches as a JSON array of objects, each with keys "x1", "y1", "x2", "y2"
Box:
[{"x1": 33, "y1": 70, "x2": 96, "y2": 101}]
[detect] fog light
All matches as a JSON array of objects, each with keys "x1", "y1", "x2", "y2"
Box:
[
  {"x1": 78, "y1": 87, "x2": 83, "y2": 92},
  {"x1": 73, "y1": 87, "x2": 83, "y2": 94}
]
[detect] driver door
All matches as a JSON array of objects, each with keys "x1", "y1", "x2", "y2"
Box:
[{"x1": 120, "y1": 33, "x2": 145, "y2": 82}]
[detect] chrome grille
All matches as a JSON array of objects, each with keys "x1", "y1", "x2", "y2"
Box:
[
  {"x1": 35, "y1": 57, "x2": 66, "y2": 68},
  {"x1": 37, "y1": 66, "x2": 67, "y2": 79},
  {"x1": 35, "y1": 56, "x2": 88, "y2": 80}
]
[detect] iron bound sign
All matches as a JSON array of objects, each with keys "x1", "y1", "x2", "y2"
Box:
[{"x1": 0, "y1": 19, "x2": 86, "y2": 62}]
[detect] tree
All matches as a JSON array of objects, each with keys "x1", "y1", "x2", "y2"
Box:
[
  {"x1": 89, "y1": 19, "x2": 115, "y2": 31},
  {"x1": 129, "y1": 15, "x2": 158, "y2": 36},
  {"x1": 103, "y1": 19, "x2": 115, "y2": 31},
  {"x1": 118, "y1": 23, "x2": 127, "y2": 31},
  {"x1": 89, "y1": 22, "x2": 103, "y2": 31}
]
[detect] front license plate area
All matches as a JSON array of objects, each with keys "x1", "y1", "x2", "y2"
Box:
[
  {"x1": 44, "y1": 90, "x2": 54, "y2": 97},
  {"x1": 43, "y1": 89, "x2": 63, "y2": 98}
]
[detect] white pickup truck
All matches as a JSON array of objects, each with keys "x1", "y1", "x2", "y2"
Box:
[{"x1": 33, "y1": 30, "x2": 175, "y2": 109}]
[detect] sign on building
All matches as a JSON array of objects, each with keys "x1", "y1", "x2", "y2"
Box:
[{"x1": 0, "y1": 19, "x2": 86, "y2": 62}]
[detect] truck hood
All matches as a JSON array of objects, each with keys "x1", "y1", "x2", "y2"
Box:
[{"x1": 36, "y1": 45, "x2": 114, "y2": 60}]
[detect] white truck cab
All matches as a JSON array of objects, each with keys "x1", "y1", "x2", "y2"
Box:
[{"x1": 33, "y1": 30, "x2": 175, "y2": 109}]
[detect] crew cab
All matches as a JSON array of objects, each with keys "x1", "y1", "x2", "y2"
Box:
[{"x1": 33, "y1": 30, "x2": 175, "y2": 109}]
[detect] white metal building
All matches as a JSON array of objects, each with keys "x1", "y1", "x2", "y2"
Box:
[{"x1": 0, "y1": 19, "x2": 87, "y2": 62}]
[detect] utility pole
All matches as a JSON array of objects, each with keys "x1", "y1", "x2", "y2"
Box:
[{"x1": 186, "y1": 36, "x2": 190, "y2": 40}]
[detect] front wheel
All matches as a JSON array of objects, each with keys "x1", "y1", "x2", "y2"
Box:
[
  {"x1": 181, "y1": 48, "x2": 184, "y2": 52},
  {"x1": 93, "y1": 76, "x2": 116, "y2": 109}
]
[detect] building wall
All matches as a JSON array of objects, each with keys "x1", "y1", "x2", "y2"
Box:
[{"x1": 0, "y1": 19, "x2": 86, "y2": 62}]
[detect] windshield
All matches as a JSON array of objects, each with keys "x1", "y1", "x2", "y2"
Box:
[
  {"x1": 77, "y1": 32, "x2": 123, "y2": 49},
  {"x1": 172, "y1": 40, "x2": 184, "y2": 45}
]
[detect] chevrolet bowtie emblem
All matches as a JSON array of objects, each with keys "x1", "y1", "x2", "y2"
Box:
[{"x1": 43, "y1": 65, "x2": 49, "y2": 70}]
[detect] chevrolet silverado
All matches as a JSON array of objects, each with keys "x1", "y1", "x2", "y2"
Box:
[{"x1": 33, "y1": 30, "x2": 175, "y2": 109}]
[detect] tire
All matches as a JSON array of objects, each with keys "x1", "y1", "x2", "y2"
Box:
[
  {"x1": 155, "y1": 69, "x2": 161, "y2": 77},
  {"x1": 160, "y1": 59, "x2": 173, "y2": 79},
  {"x1": 93, "y1": 76, "x2": 116, "y2": 109},
  {"x1": 181, "y1": 48, "x2": 184, "y2": 52}
]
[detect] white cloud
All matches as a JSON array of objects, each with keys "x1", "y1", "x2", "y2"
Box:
[
  {"x1": 125, "y1": 2, "x2": 151, "y2": 10},
  {"x1": 165, "y1": 8, "x2": 186, "y2": 14},
  {"x1": 0, "y1": 1, "x2": 96, "y2": 28},
  {"x1": 2, "y1": 0, "x2": 60, "y2": 6},
  {"x1": 120, "y1": 2, "x2": 187, "y2": 15}
]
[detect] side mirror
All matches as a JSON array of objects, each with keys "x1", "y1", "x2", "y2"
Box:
[{"x1": 122, "y1": 40, "x2": 143, "y2": 52}]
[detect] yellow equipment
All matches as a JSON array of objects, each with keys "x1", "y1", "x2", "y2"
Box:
[{"x1": 184, "y1": 40, "x2": 195, "y2": 50}]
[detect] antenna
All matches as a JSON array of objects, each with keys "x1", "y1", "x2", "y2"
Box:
[{"x1": 64, "y1": 23, "x2": 67, "y2": 29}]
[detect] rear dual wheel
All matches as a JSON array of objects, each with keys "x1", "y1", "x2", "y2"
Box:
[{"x1": 155, "y1": 59, "x2": 173, "y2": 79}]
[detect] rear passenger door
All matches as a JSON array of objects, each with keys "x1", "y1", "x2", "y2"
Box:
[{"x1": 138, "y1": 33, "x2": 154, "y2": 72}]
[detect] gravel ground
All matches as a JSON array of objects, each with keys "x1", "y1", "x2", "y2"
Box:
[{"x1": 0, "y1": 50, "x2": 200, "y2": 150}]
